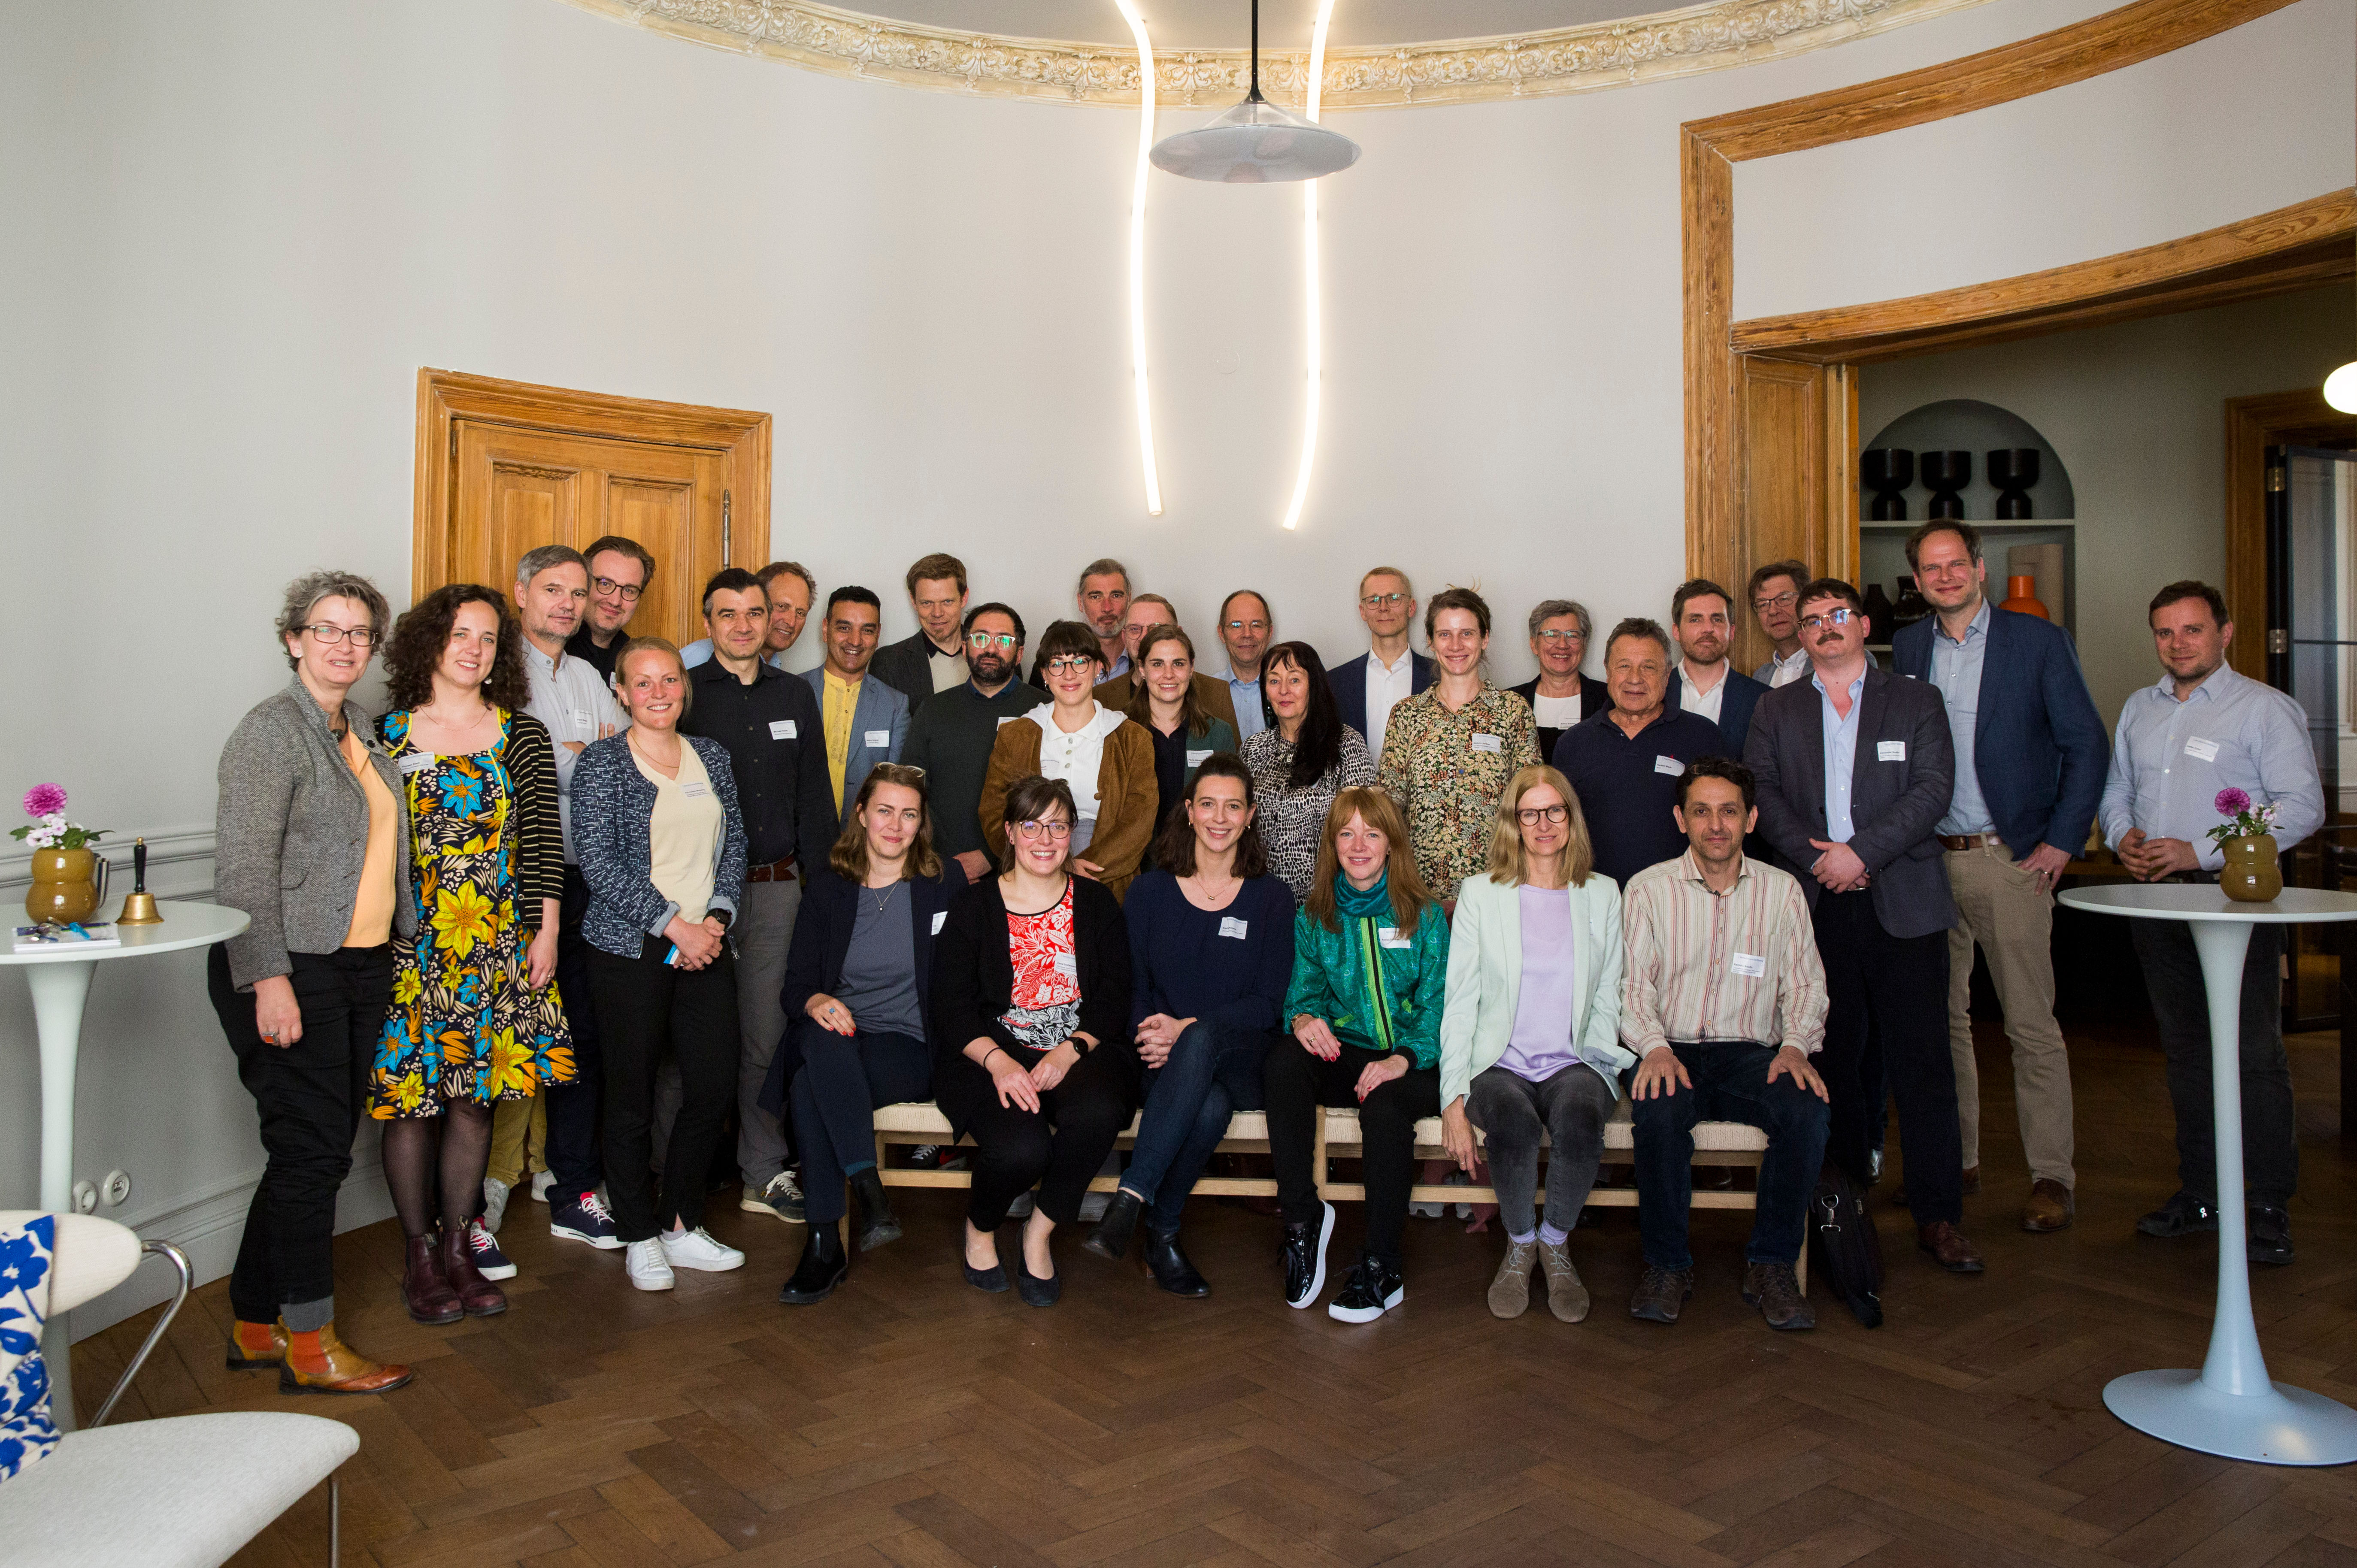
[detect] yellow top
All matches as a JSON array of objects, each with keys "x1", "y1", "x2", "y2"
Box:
[
  {"x1": 635, "y1": 739, "x2": 723, "y2": 925},
  {"x1": 341, "y1": 727, "x2": 399, "y2": 949},
  {"x1": 822, "y1": 670, "x2": 860, "y2": 808}
]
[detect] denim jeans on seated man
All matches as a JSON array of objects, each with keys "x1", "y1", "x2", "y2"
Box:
[
  {"x1": 1464, "y1": 1060, "x2": 1620, "y2": 1242},
  {"x1": 1124, "y1": 1020, "x2": 1278, "y2": 1235},
  {"x1": 1633, "y1": 1039, "x2": 1829, "y2": 1271}
]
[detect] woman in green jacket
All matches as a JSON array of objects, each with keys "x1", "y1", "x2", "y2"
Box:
[{"x1": 1266, "y1": 786, "x2": 1449, "y2": 1323}]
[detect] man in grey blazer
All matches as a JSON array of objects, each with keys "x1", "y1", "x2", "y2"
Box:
[
  {"x1": 1744, "y1": 578, "x2": 1982, "y2": 1274},
  {"x1": 802, "y1": 586, "x2": 910, "y2": 839}
]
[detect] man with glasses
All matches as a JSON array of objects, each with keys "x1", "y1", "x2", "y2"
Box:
[
  {"x1": 681, "y1": 560, "x2": 817, "y2": 672},
  {"x1": 1215, "y1": 590, "x2": 1276, "y2": 741},
  {"x1": 1329, "y1": 567, "x2": 1433, "y2": 762},
  {"x1": 1509, "y1": 600, "x2": 1607, "y2": 759},
  {"x1": 565, "y1": 535, "x2": 656, "y2": 682},
  {"x1": 1746, "y1": 560, "x2": 1812, "y2": 688},
  {"x1": 905, "y1": 603, "x2": 1034, "y2": 882},
  {"x1": 1745, "y1": 578, "x2": 1983, "y2": 1275},
  {"x1": 872, "y1": 552, "x2": 972, "y2": 702},
  {"x1": 1551, "y1": 618, "x2": 1723, "y2": 887}
]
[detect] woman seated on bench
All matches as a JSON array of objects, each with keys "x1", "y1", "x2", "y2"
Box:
[
  {"x1": 1266, "y1": 786, "x2": 1449, "y2": 1323},
  {"x1": 773, "y1": 763, "x2": 967, "y2": 1306},
  {"x1": 1438, "y1": 764, "x2": 1627, "y2": 1324},
  {"x1": 1082, "y1": 754, "x2": 1295, "y2": 1296},
  {"x1": 933, "y1": 774, "x2": 1137, "y2": 1307}
]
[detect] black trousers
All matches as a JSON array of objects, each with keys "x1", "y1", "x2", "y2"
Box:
[
  {"x1": 587, "y1": 935, "x2": 739, "y2": 1243},
  {"x1": 2130, "y1": 918, "x2": 2297, "y2": 1207},
  {"x1": 541, "y1": 865, "x2": 605, "y2": 1204},
  {"x1": 208, "y1": 944, "x2": 391, "y2": 1325},
  {"x1": 790, "y1": 1027, "x2": 933, "y2": 1226},
  {"x1": 936, "y1": 1044, "x2": 1136, "y2": 1229},
  {"x1": 1814, "y1": 888, "x2": 1964, "y2": 1226},
  {"x1": 1264, "y1": 1038, "x2": 1442, "y2": 1267}
]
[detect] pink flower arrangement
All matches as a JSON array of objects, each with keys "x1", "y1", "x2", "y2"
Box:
[
  {"x1": 2207, "y1": 787, "x2": 2278, "y2": 849},
  {"x1": 11, "y1": 783, "x2": 107, "y2": 852},
  {"x1": 22, "y1": 783, "x2": 66, "y2": 818},
  {"x1": 2213, "y1": 787, "x2": 2251, "y2": 818}
]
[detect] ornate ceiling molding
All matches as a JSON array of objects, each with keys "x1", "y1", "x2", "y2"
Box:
[{"x1": 560, "y1": 0, "x2": 1996, "y2": 109}]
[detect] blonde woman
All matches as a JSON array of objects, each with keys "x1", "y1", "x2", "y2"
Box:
[{"x1": 1438, "y1": 765, "x2": 1627, "y2": 1323}]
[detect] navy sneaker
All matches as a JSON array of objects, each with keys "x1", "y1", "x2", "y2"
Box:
[
  {"x1": 467, "y1": 1220, "x2": 518, "y2": 1281},
  {"x1": 549, "y1": 1190, "x2": 623, "y2": 1250}
]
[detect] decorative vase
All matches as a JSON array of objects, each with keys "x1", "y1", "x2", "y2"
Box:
[
  {"x1": 1987, "y1": 448, "x2": 2040, "y2": 519},
  {"x1": 2218, "y1": 835, "x2": 2283, "y2": 902},
  {"x1": 1891, "y1": 575, "x2": 1932, "y2": 632},
  {"x1": 1861, "y1": 448, "x2": 1914, "y2": 521},
  {"x1": 1920, "y1": 451, "x2": 1972, "y2": 519},
  {"x1": 2000, "y1": 574, "x2": 2048, "y2": 619},
  {"x1": 24, "y1": 847, "x2": 100, "y2": 924}
]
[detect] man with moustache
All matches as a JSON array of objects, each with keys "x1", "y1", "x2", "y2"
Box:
[
  {"x1": 803, "y1": 586, "x2": 909, "y2": 834},
  {"x1": 871, "y1": 552, "x2": 972, "y2": 702},
  {"x1": 682, "y1": 560, "x2": 818, "y2": 672},
  {"x1": 565, "y1": 535, "x2": 655, "y2": 682},
  {"x1": 1667, "y1": 578, "x2": 1769, "y2": 754},
  {"x1": 1092, "y1": 593, "x2": 1241, "y2": 730},
  {"x1": 905, "y1": 603, "x2": 1035, "y2": 881},
  {"x1": 1745, "y1": 578, "x2": 1981, "y2": 1274},
  {"x1": 1217, "y1": 589, "x2": 1276, "y2": 742},
  {"x1": 1551, "y1": 618, "x2": 1724, "y2": 888},
  {"x1": 1032, "y1": 558, "x2": 1133, "y2": 685}
]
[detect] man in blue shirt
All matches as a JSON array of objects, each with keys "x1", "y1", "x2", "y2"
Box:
[{"x1": 1216, "y1": 589, "x2": 1274, "y2": 742}]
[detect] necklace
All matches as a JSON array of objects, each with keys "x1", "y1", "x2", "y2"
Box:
[
  {"x1": 868, "y1": 879, "x2": 898, "y2": 915},
  {"x1": 1185, "y1": 872, "x2": 1242, "y2": 909}
]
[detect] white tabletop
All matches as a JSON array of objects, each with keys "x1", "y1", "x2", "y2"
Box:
[
  {"x1": 2058, "y1": 884, "x2": 2357, "y2": 925},
  {"x1": 1, "y1": 899, "x2": 249, "y2": 964}
]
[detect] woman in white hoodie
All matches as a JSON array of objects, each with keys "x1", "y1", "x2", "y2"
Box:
[
  {"x1": 980, "y1": 619, "x2": 1158, "y2": 901},
  {"x1": 1438, "y1": 763, "x2": 1627, "y2": 1323}
]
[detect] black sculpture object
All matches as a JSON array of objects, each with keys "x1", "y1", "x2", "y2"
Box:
[
  {"x1": 1920, "y1": 451, "x2": 1971, "y2": 520},
  {"x1": 1987, "y1": 448, "x2": 2040, "y2": 519},
  {"x1": 1860, "y1": 448, "x2": 1914, "y2": 521}
]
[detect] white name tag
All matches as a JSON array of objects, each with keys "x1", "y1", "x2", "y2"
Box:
[
  {"x1": 1877, "y1": 741, "x2": 1907, "y2": 762},
  {"x1": 1052, "y1": 952, "x2": 1078, "y2": 978},
  {"x1": 2184, "y1": 735, "x2": 2221, "y2": 763},
  {"x1": 1377, "y1": 926, "x2": 1412, "y2": 949},
  {"x1": 995, "y1": 715, "x2": 1018, "y2": 727},
  {"x1": 1470, "y1": 734, "x2": 1502, "y2": 754},
  {"x1": 1730, "y1": 952, "x2": 1766, "y2": 978},
  {"x1": 769, "y1": 719, "x2": 798, "y2": 740},
  {"x1": 397, "y1": 752, "x2": 434, "y2": 775},
  {"x1": 865, "y1": 729, "x2": 891, "y2": 748},
  {"x1": 931, "y1": 911, "x2": 947, "y2": 935},
  {"x1": 1654, "y1": 754, "x2": 1683, "y2": 776},
  {"x1": 571, "y1": 709, "x2": 593, "y2": 728},
  {"x1": 1188, "y1": 750, "x2": 1214, "y2": 769},
  {"x1": 681, "y1": 781, "x2": 712, "y2": 798},
  {"x1": 1219, "y1": 916, "x2": 1249, "y2": 940}
]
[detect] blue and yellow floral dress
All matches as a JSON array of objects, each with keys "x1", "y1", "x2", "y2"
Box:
[{"x1": 369, "y1": 708, "x2": 573, "y2": 1119}]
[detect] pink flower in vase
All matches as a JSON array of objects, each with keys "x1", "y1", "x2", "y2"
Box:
[
  {"x1": 21, "y1": 782, "x2": 66, "y2": 818},
  {"x1": 2214, "y1": 787, "x2": 2251, "y2": 820}
]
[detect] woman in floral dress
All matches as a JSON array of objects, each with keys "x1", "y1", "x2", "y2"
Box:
[{"x1": 370, "y1": 584, "x2": 570, "y2": 1326}]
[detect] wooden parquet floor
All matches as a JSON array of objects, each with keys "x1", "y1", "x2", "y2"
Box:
[{"x1": 73, "y1": 1022, "x2": 2357, "y2": 1568}]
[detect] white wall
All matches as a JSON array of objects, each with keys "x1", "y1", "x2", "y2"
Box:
[
  {"x1": 0, "y1": 0, "x2": 2327, "y2": 1331},
  {"x1": 1859, "y1": 285, "x2": 2357, "y2": 725}
]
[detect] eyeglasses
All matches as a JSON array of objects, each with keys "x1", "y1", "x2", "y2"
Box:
[
  {"x1": 1224, "y1": 620, "x2": 1271, "y2": 634},
  {"x1": 1517, "y1": 805, "x2": 1569, "y2": 826},
  {"x1": 1534, "y1": 629, "x2": 1586, "y2": 645},
  {"x1": 967, "y1": 633, "x2": 1019, "y2": 651},
  {"x1": 1360, "y1": 592, "x2": 1409, "y2": 609},
  {"x1": 592, "y1": 575, "x2": 644, "y2": 602},
  {"x1": 1797, "y1": 608, "x2": 1857, "y2": 633},
  {"x1": 1751, "y1": 590, "x2": 1798, "y2": 613},
  {"x1": 303, "y1": 624, "x2": 376, "y2": 648},
  {"x1": 1043, "y1": 656, "x2": 1095, "y2": 676},
  {"x1": 1014, "y1": 819, "x2": 1073, "y2": 841}
]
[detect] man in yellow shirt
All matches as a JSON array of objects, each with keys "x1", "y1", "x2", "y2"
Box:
[{"x1": 802, "y1": 585, "x2": 909, "y2": 829}]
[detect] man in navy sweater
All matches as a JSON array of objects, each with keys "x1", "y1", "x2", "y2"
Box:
[{"x1": 1893, "y1": 522, "x2": 2107, "y2": 1235}]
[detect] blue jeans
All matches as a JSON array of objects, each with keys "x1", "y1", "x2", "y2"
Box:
[
  {"x1": 1632, "y1": 1040, "x2": 1829, "y2": 1270},
  {"x1": 1123, "y1": 1020, "x2": 1275, "y2": 1232}
]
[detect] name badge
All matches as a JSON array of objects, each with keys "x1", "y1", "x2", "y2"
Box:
[
  {"x1": 1052, "y1": 952, "x2": 1078, "y2": 978},
  {"x1": 570, "y1": 709, "x2": 593, "y2": 728},
  {"x1": 931, "y1": 911, "x2": 947, "y2": 935},
  {"x1": 1377, "y1": 926, "x2": 1412, "y2": 950},
  {"x1": 397, "y1": 752, "x2": 435, "y2": 775},
  {"x1": 2184, "y1": 735, "x2": 2221, "y2": 763},
  {"x1": 1654, "y1": 754, "x2": 1682, "y2": 776},
  {"x1": 996, "y1": 715, "x2": 1018, "y2": 727},
  {"x1": 1470, "y1": 734, "x2": 1502, "y2": 754},
  {"x1": 681, "y1": 781, "x2": 712, "y2": 798},
  {"x1": 1877, "y1": 741, "x2": 1907, "y2": 762},
  {"x1": 1730, "y1": 952, "x2": 1766, "y2": 978},
  {"x1": 865, "y1": 729, "x2": 892, "y2": 748},
  {"x1": 1219, "y1": 917, "x2": 1249, "y2": 940},
  {"x1": 770, "y1": 719, "x2": 798, "y2": 740}
]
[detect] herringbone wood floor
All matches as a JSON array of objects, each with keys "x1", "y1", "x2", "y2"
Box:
[{"x1": 75, "y1": 1022, "x2": 2357, "y2": 1568}]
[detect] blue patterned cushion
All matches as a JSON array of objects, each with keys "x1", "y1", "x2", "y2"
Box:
[{"x1": 0, "y1": 1214, "x2": 61, "y2": 1482}]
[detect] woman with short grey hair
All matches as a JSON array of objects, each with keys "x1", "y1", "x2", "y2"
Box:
[
  {"x1": 1509, "y1": 598, "x2": 1607, "y2": 760},
  {"x1": 209, "y1": 569, "x2": 417, "y2": 1395}
]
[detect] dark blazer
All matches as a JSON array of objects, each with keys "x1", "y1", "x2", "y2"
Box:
[
  {"x1": 1507, "y1": 674, "x2": 1610, "y2": 760},
  {"x1": 1668, "y1": 666, "x2": 1770, "y2": 758},
  {"x1": 1891, "y1": 608, "x2": 2109, "y2": 862},
  {"x1": 871, "y1": 631, "x2": 960, "y2": 707},
  {"x1": 759, "y1": 859, "x2": 969, "y2": 1115},
  {"x1": 1329, "y1": 650, "x2": 1435, "y2": 745},
  {"x1": 1743, "y1": 666, "x2": 1957, "y2": 940}
]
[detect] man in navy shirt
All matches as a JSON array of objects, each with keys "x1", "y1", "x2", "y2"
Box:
[{"x1": 1552, "y1": 618, "x2": 1726, "y2": 888}]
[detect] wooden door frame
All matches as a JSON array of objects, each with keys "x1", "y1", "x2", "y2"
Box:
[
  {"x1": 2225, "y1": 390, "x2": 2357, "y2": 680},
  {"x1": 412, "y1": 369, "x2": 772, "y2": 598}
]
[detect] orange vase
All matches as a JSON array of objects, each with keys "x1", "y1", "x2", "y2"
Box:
[{"x1": 2000, "y1": 574, "x2": 2048, "y2": 619}]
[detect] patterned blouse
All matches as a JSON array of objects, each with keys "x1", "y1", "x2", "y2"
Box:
[
  {"x1": 1000, "y1": 879, "x2": 1081, "y2": 1049},
  {"x1": 1243, "y1": 724, "x2": 1378, "y2": 905},
  {"x1": 1376, "y1": 682, "x2": 1542, "y2": 896}
]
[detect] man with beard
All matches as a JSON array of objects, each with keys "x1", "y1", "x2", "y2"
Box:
[
  {"x1": 905, "y1": 603, "x2": 1034, "y2": 881},
  {"x1": 1667, "y1": 578, "x2": 1768, "y2": 755},
  {"x1": 1032, "y1": 558, "x2": 1132, "y2": 686}
]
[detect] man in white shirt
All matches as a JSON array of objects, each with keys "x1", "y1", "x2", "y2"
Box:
[
  {"x1": 1746, "y1": 560, "x2": 1812, "y2": 688},
  {"x1": 1669, "y1": 578, "x2": 1769, "y2": 753},
  {"x1": 1329, "y1": 566, "x2": 1432, "y2": 761},
  {"x1": 1217, "y1": 589, "x2": 1274, "y2": 741}
]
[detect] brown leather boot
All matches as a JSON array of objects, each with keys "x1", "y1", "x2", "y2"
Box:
[
  {"x1": 403, "y1": 1234, "x2": 463, "y2": 1325},
  {"x1": 226, "y1": 1318, "x2": 288, "y2": 1371},
  {"x1": 279, "y1": 1322, "x2": 412, "y2": 1395},
  {"x1": 440, "y1": 1226, "x2": 509, "y2": 1317}
]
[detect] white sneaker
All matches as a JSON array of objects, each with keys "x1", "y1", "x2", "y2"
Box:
[
  {"x1": 531, "y1": 1170, "x2": 556, "y2": 1203},
  {"x1": 1078, "y1": 1190, "x2": 1111, "y2": 1222},
  {"x1": 481, "y1": 1176, "x2": 512, "y2": 1233},
  {"x1": 625, "y1": 1237, "x2": 675, "y2": 1292},
  {"x1": 659, "y1": 1226, "x2": 746, "y2": 1272}
]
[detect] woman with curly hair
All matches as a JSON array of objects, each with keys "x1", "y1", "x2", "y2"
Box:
[{"x1": 368, "y1": 583, "x2": 571, "y2": 1326}]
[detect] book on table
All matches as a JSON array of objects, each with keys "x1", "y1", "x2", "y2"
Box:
[{"x1": 12, "y1": 922, "x2": 122, "y2": 952}]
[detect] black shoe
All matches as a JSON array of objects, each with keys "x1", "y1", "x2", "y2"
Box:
[
  {"x1": 1082, "y1": 1190, "x2": 1143, "y2": 1261},
  {"x1": 1013, "y1": 1249, "x2": 1061, "y2": 1308},
  {"x1": 849, "y1": 1169, "x2": 902, "y2": 1253},
  {"x1": 2248, "y1": 1204, "x2": 2294, "y2": 1266},
  {"x1": 1143, "y1": 1227, "x2": 1210, "y2": 1297},
  {"x1": 962, "y1": 1228, "x2": 1009, "y2": 1293},
  {"x1": 1327, "y1": 1254, "x2": 1403, "y2": 1323},
  {"x1": 1629, "y1": 1264, "x2": 1694, "y2": 1325},
  {"x1": 2137, "y1": 1191, "x2": 2220, "y2": 1238},
  {"x1": 1282, "y1": 1200, "x2": 1335, "y2": 1310},
  {"x1": 779, "y1": 1227, "x2": 848, "y2": 1305}
]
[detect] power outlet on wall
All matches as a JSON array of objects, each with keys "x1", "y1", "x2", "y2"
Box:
[
  {"x1": 71, "y1": 1180, "x2": 98, "y2": 1214},
  {"x1": 101, "y1": 1170, "x2": 132, "y2": 1207}
]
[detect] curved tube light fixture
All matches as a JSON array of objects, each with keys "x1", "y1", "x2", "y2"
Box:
[
  {"x1": 1115, "y1": 0, "x2": 1165, "y2": 515},
  {"x1": 1150, "y1": 0, "x2": 1360, "y2": 184},
  {"x1": 1280, "y1": 0, "x2": 1339, "y2": 531}
]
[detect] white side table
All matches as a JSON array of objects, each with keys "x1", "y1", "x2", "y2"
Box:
[
  {"x1": 3, "y1": 900, "x2": 249, "y2": 1430},
  {"x1": 2058, "y1": 882, "x2": 2357, "y2": 1465}
]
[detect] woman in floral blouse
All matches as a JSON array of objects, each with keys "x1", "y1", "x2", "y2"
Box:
[{"x1": 1240, "y1": 642, "x2": 1376, "y2": 903}]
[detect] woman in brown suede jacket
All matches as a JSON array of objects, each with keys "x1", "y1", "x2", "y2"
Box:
[{"x1": 980, "y1": 619, "x2": 1157, "y2": 901}]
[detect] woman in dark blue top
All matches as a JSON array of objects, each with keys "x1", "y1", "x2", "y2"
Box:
[{"x1": 1082, "y1": 754, "x2": 1295, "y2": 1295}]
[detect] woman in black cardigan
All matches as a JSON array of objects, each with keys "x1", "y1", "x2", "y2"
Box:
[
  {"x1": 770, "y1": 763, "x2": 966, "y2": 1305},
  {"x1": 932, "y1": 774, "x2": 1136, "y2": 1306}
]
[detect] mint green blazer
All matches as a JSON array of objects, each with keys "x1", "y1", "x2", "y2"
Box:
[{"x1": 1437, "y1": 870, "x2": 1628, "y2": 1108}]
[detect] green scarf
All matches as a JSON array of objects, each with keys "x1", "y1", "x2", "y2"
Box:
[
  {"x1": 1333, "y1": 871, "x2": 1405, "y2": 1053},
  {"x1": 1334, "y1": 870, "x2": 1392, "y2": 921}
]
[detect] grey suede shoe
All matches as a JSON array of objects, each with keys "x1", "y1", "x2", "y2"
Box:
[
  {"x1": 1538, "y1": 1238, "x2": 1589, "y2": 1323},
  {"x1": 1487, "y1": 1240, "x2": 1536, "y2": 1319}
]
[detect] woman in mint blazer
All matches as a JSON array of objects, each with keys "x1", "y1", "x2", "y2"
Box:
[{"x1": 1438, "y1": 763, "x2": 1627, "y2": 1325}]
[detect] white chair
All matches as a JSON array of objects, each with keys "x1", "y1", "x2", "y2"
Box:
[{"x1": 0, "y1": 1211, "x2": 360, "y2": 1567}]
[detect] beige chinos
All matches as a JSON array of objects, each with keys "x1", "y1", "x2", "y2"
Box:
[{"x1": 1945, "y1": 839, "x2": 2074, "y2": 1188}]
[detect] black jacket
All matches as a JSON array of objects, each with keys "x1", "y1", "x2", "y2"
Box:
[{"x1": 1507, "y1": 674, "x2": 1611, "y2": 760}]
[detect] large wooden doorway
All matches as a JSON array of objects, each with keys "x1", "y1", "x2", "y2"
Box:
[{"x1": 413, "y1": 370, "x2": 771, "y2": 647}]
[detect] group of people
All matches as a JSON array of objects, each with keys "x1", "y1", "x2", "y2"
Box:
[{"x1": 206, "y1": 528, "x2": 2324, "y2": 1394}]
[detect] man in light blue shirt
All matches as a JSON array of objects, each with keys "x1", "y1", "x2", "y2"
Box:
[
  {"x1": 1217, "y1": 588, "x2": 1273, "y2": 742},
  {"x1": 1815, "y1": 666, "x2": 1864, "y2": 848},
  {"x1": 2101, "y1": 580, "x2": 2322, "y2": 1265}
]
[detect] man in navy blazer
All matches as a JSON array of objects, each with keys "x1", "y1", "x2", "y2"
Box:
[
  {"x1": 1893, "y1": 521, "x2": 2107, "y2": 1235},
  {"x1": 1327, "y1": 565, "x2": 1433, "y2": 760},
  {"x1": 1666, "y1": 578, "x2": 1770, "y2": 757},
  {"x1": 1745, "y1": 577, "x2": 1983, "y2": 1274}
]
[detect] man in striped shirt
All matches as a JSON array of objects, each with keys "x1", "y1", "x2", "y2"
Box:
[{"x1": 1621, "y1": 757, "x2": 1830, "y2": 1331}]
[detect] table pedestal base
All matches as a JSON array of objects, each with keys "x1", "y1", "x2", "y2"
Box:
[{"x1": 2105, "y1": 1370, "x2": 2357, "y2": 1465}]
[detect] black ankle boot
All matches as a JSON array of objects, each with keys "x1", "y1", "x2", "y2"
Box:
[
  {"x1": 850, "y1": 1168, "x2": 902, "y2": 1252},
  {"x1": 779, "y1": 1225, "x2": 848, "y2": 1305},
  {"x1": 1142, "y1": 1227, "x2": 1210, "y2": 1298},
  {"x1": 1082, "y1": 1190, "x2": 1143, "y2": 1261}
]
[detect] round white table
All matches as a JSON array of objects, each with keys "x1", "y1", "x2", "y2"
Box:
[
  {"x1": 2059, "y1": 882, "x2": 2357, "y2": 1466},
  {"x1": 2, "y1": 899, "x2": 248, "y2": 1429}
]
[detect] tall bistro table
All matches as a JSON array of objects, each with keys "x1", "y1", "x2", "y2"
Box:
[
  {"x1": 2, "y1": 899, "x2": 248, "y2": 1430},
  {"x1": 2058, "y1": 882, "x2": 2357, "y2": 1465}
]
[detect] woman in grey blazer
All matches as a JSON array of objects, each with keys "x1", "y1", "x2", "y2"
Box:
[{"x1": 207, "y1": 569, "x2": 418, "y2": 1396}]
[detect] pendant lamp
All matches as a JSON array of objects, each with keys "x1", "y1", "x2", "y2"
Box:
[{"x1": 1149, "y1": 0, "x2": 1360, "y2": 185}]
